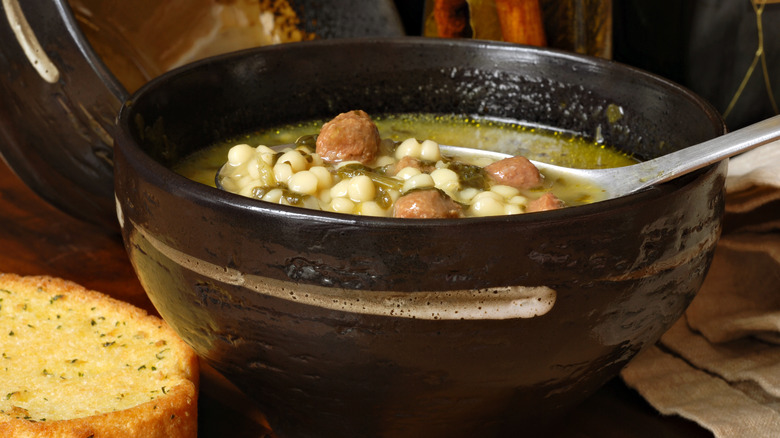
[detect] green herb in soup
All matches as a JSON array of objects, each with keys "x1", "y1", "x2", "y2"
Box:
[{"x1": 174, "y1": 111, "x2": 637, "y2": 218}]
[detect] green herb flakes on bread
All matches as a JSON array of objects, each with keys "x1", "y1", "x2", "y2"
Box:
[{"x1": 0, "y1": 274, "x2": 198, "y2": 437}]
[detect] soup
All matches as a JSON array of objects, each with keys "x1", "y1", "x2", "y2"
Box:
[{"x1": 175, "y1": 111, "x2": 637, "y2": 218}]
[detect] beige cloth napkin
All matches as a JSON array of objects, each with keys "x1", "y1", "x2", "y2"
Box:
[{"x1": 621, "y1": 140, "x2": 780, "y2": 438}]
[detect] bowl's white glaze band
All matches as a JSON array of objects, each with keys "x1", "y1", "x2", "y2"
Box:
[
  {"x1": 3, "y1": 0, "x2": 60, "y2": 83},
  {"x1": 119, "y1": 211, "x2": 557, "y2": 320}
]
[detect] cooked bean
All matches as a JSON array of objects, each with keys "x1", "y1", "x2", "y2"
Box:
[
  {"x1": 262, "y1": 188, "x2": 284, "y2": 203},
  {"x1": 278, "y1": 150, "x2": 308, "y2": 172},
  {"x1": 395, "y1": 138, "x2": 422, "y2": 160},
  {"x1": 330, "y1": 179, "x2": 350, "y2": 198},
  {"x1": 273, "y1": 161, "x2": 294, "y2": 184},
  {"x1": 228, "y1": 144, "x2": 255, "y2": 166},
  {"x1": 470, "y1": 195, "x2": 505, "y2": 217},
  {"x1": 330, "y1": 197, "x2": 356, "y2": 213},
  {"x1": 430, "y1": 168, "x2": 460, "y2": 193},
  {"x1": 396, "y1": 167, "x2": 422, "y2": 181},
  {"x1": 402, "y1": 173, "x2": 435, "y2": 193},
  {"x1": 357, "y1": 201, "x2": 387, "y2": 217},
  {"x1": 348, "y1": 175, "x2": 376, "y2": 202},
  {"x1": 309, "y1": 166, "x2": 333, "y2": 189},
  {"x1": 420, "y1": 139, "x2": 442, "y2": 161},
  {"x1": 288, "y1": 170, "x2": 319, "y2": 195},
  {"x1": 219, "y1": 111, "x2": 567, "y2": 218},
  {"x1": 490, "y1": 184, "x2": 520, "y2": 198}
]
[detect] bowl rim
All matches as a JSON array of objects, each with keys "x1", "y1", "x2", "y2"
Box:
[{"x1": 116, "y1": 37, "x2": 727, "y2": 229}]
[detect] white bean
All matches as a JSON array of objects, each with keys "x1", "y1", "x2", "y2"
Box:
[
  {"x1": 288, "y1": 170, "x2": 319, "y2": 195},
  {"x1": 273, "y1": 162, "x2": 294, "y2": 184},
  {"x1": 248, "y1": 161, "x2": 262, "y2": 179},
  {"x1": 402, "y1": 173, "x2": 435, "y2": 193},
  {"x1": 238, "y1": 181, "x2": 263, "y2": 198},
  {"x1": 330, "y1": 197, "x2": 356, "y2": 213},
  {"x1": 309, "y1": 166, "x2": 333, "y2": 189},
  {"x1": 348, "y1": 175, "x2": 376, "y2": 202},
  {"x1": 387, "y1": 189, "x2": 401, "y2": 203},
  {"x1": 374, "y1": 155, "x2": 395, "y2": 168},
  {"x1": 457, "y1": 187, "x2": 480, "y2": 203},
  {"x1": 255, "y1": 145, "x2": 275, "y2": 155},
  {"x1": 262, "y1": 188, "x2": 284, "y2": 203},
  {"x1": 396, "y1": 167, "x2": 421, "y2": 180},
  {"x1": 470, "y1": 196, "x2": 504, "y2": 217},
  {"x1": 395, "y1": 138, "x2": 421, "y2": 160},
  {"x1": 357, "y1": 201, "x2": 387, "y2": 217},
  {"x1": 309, "y1": 153, "x2": 324, "y2": 167},
  {"x1": 491, "y1": 184, "x2": 520, "y2": 199},
  {"x1": 420, "y1": 140, "x2": 441, "y2": 161},
  {"x1": 336, "y1": 160, "x2": 362, "y2": 169},
  {"x1": 504, "y1": 204, "x2": 523, "y2": 215},
  {"x1": 508, "y1": 195, "x2": 529, "y2": 206},
  {"x1": 278, "y1": 150, "x2": 308, "y2": 172},
  {"x1": 259, "y1": 152, "x2": 276, "y2": 166},
  {"x1": 472, "y1": 190, "x2": 503, "y2": 202},
  {"x1": 318, "y1": 189, "x2": 332, "y2": 204},
  {"x1": 430, "y1": 168, "x2": 460, "y2": 192},
  {"x1": 235, "y1": 174, "x2": 253, "y2": 188},
  {"x1": 330, "y1": 179, "x2": 350, "y2": 198},
  {"x1": 228, "y1": 144, "x2": 255, "y2": 166}
]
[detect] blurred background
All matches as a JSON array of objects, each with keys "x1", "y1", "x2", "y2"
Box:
[
  {"x1": 1, "y1": 0, "x2": 778, "y2": 229},
  {"x1": 393, "y1": 0, "x2": 780, "y2": 131},
  {"x1": 65, "y1": 0, "x2": 780, "y2": 131}
]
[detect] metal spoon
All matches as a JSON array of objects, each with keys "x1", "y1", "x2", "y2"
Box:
[
  {"x1": 532, "y1": 114, "x2": 780, "y2": 200},
  {"x1": 217, "y1": 114, "x2": 780, "y2": 200}
]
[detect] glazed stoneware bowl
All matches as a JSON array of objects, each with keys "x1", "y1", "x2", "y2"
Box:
[{"x1": 114, "y1": 38, "x2": 726, "y2": 437}]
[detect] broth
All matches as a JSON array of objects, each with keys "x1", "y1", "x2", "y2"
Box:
[{"x1": 175, "y1": 113, "x2": 637, "y2": 217}]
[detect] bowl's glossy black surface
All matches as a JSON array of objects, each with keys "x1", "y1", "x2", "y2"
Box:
[
  {"x1": 115, "y1": 38, "x2": 726, "y2": 437},
  {"x1": 0, "y1": 0, "x2": 403, "y2": 229}
]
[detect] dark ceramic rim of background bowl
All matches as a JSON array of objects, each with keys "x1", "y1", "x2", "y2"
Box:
[{"x1": 117, "y1": 37, "x2": 726, "y2": 230}]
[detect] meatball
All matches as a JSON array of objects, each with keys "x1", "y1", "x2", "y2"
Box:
[
  {"x1": 484, "y1": 156, "x2": 543, "y2": 189},
  {"x1": 527, "y1": 192, "x2": 563, "y2": 212},
  {"x1": 392, "y1": 189, "x2": 463, "y2": 219},
  {"x1": 315, "y1": 110, "x2": 380, "y2": 164}
]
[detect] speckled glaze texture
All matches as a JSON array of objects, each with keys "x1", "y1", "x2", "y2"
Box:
[{"x1": 114, "y1": 39, "x2": 726, "y2": 437}]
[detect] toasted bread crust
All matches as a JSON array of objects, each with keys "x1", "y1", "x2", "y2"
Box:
[{"x1": 0, "y1": 274, "x2": 198, "y2": 438}]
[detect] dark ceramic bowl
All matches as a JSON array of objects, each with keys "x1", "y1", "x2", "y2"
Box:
[
  {"x1": 0, "y1": 0, "x2": 403, "y2": 229},
  {"x1": 114, "y1": 38, "x2": 726, "y2": 437}
]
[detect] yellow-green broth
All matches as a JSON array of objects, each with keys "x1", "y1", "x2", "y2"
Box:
[{"x1": 175, "y1": 113, "x2": 637, "y2": 189}]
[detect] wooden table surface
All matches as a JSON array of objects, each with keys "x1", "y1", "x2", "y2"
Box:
[{"x1": 0, "y1": 156, "x2": 713, "y2": 437}]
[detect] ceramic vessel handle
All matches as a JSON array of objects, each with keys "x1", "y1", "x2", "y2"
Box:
[{"x1": 3, "y1": 0, "x2": 60, "y2": 83}]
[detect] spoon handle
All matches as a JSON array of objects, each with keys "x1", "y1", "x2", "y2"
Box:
[{"x1": 630, "y1": 114, "x2": 780, "y2": 193}]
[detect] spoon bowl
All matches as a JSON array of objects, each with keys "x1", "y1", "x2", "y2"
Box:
[{"x1": 563, "y1": 113, "x2": 780, "y2": 199}]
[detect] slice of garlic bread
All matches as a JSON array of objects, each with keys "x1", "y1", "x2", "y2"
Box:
[{"x1": 0, "y1": 274, "x2": 198, "y2": 437}]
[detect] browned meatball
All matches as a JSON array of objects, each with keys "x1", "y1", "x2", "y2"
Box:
[
  {"x1": 527, "y1": 192, "x2": 563, "y2": 212},
  {"x1": 392, "y1": 189, "x2": 463, "y2": 219},
  {"x1": 315, "y1": 110, "x2": 380, "y2": 164},
  {"x1": 484, "y1": 156, "x2": 543, "y2": 189}
]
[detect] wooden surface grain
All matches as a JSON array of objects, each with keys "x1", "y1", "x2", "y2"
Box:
[{"x1": 0, "y1": 156, "x2": 712, "y2": 437}]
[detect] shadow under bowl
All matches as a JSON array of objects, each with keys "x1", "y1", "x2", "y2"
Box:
[{"x1": 114, "y1": 38, "x2": 726, "y2": 437}]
